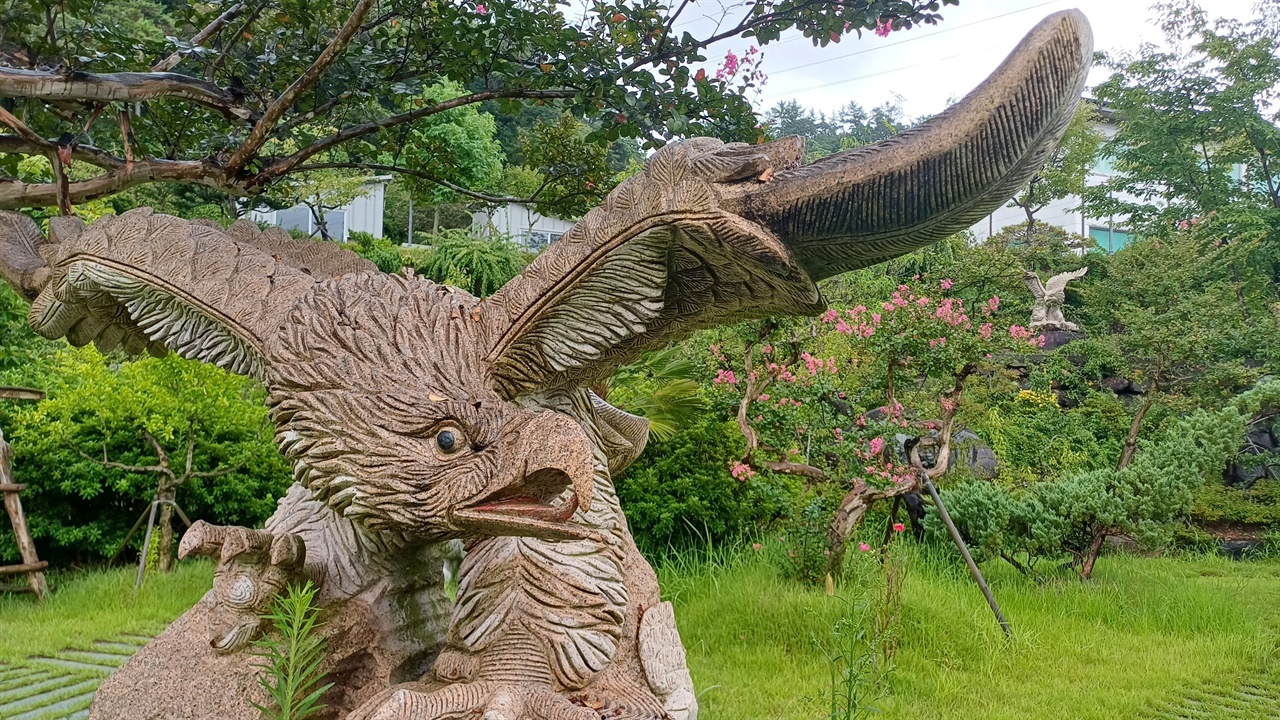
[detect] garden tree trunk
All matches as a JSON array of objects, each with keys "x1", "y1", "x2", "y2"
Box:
[
  {"x1": 1093, "y1": 389, "x2": 1157, "y2": 579},
  {"x1": 825, "y1": 475, "x2": 919, "y2": 580},
  {"x1": 84, "y1": 423, "x2": 232, "y2": 573},
  {"x1": 824, "y1": 364, "x2": 974, "y2": 580},
  {"x1": 1080, "y1": 530, "x2": 1108, "y2": 580},
  {"x1": 433, "y1": 206, "x2": 441, "y2": 236},
  {"x1": 1117, "y1": 394, "x2": 1156, "y2": 471},
  {"x1": 157, "y1": 484, "x2": 177, "y2": 572}
]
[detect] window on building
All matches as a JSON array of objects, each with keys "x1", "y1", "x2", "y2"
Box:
[
  {"x1": 549, "y1": 232, "x2": 564, "y2": 244},
  {"x1": 524, "y1": 229, "x2": 551, "y2": 250},
  {"x1": 1089, "y1": 225, "x2": 1132, "y2": 253},
  {"x1": 1092, "y1": 153, "x2": 1118, "y2": 177}
]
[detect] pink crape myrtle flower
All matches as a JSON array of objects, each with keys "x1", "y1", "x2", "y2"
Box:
[
  {"x1": 940, "y1": 278, "x2": 953, "y2": 290},
  {"x1": 869, "y1": 437, "x2": 885, "y2": 455},
  {"x1": 730, "y1": 461, "x2": 756, "y2": 480},
  {"x1": 875, "y1": 18, "x2": 893, "y2": 37},
  {"x1": 713, "y1": 369, "x2": 738, "y2": 385},
  {"x1": 476, "y1": 3, "x2": 487, "y2": 14}
]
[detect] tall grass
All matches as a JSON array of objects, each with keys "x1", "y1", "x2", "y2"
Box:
[{"x1": 659, "y1": 540, "x2": 1280, "y2": 720}]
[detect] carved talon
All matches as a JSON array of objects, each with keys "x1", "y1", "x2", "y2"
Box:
[
  {"x1": 178, "y1": 520, "x2": 307, "y2": 654},
  {"x1": 353, "y1": 682, "x2": 600, "y2": 720}
]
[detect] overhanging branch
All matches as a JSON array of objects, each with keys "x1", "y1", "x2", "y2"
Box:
[
  {"x1": 292, "y1": 162, "x2": 527, "y2": 204},
  {"x1": 151, "y1": 2, "x2": 248, "y2": 72},
  {"x1": 0, "y1": 67, "x2": 257, "y2": 122},
  {"x1": 0, "y1": 135, "x2": 125, "y2": 169},
  {"x1": 225, "y1": 0, "x2": 379, "y2": 173},
  {"x1": 0, "y1": 159, "x2": 244, "y2": 211},
  {"x1": 262, "y1": 88, "x2": 577, "y2": 181}
]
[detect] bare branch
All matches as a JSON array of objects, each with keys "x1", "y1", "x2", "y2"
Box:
[
  {"x1": 292, "y1": 162, "x2": 527, "y2": 204},
  {"x1": 0, "y1": 106, "x2": 49, "y2": 147},
  {"x1": 183, "y1": 421, "x2": 196, "y2": 477},
  {"x1": 0, "y1": 158, "x2": 242, "y2": 211},
  {"x1": 226, "y1": 0, "x2": 379, "y2": 173},
  {"x1": 207, "y1": 1, "x2": 270, "y2": 81},
  {"x1": 0, "y1": 67, "x2": 257, "y2": 122},
  {"x1": 262, "y1": 88, "x2": 577, "y2": 180},
  {"x1": 78, "y1": 449, "x2": 166, "y2": 476},
  {"x1": 188, "y1": 467, "x2": 236, "y2": 479},
  {"x1": 141, "y1": 429, "x2": 170, "y2": 468},
  {"x1": 152, "y1": 2, "x2": 248, "y2": 72},
  {"x1": 272, "y1": 93, "x2": 351, "y2": 136}
]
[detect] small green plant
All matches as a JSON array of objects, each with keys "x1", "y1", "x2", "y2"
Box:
[
  {"x1": 817, "y1": 593, "x2": 890, "y2": 720},
  {"x1": 251, "y1": 581, "x2": 334, "y2": 720}
]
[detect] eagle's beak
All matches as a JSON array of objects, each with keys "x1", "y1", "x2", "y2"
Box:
[{"x1": 449, "y1": 411, "x2": 597, "y2": 541}]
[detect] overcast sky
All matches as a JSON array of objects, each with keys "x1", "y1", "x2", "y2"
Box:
[{"x1": 686, "y1": 0, "x2": 1262, "y2": 120}]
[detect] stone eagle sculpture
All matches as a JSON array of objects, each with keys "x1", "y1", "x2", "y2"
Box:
[
  {"x1": 1023, "y1": 267, "x2": 1089, "y2": 332},
  {"x1": 0, "y1": 10, "x2": 1091, "y2": 720}
]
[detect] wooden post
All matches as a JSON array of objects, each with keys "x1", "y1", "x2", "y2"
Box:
[{"x1": 0, "y1": 429, "x2": 48, "y2": 598}]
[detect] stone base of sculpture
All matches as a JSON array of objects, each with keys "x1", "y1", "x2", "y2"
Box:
[
  {"x1": 91, "y1": 593, "x2": 393, "y2": 720},
  {"x1": 1037, "y1": 328, "x2": 1086, "y2": 351}
]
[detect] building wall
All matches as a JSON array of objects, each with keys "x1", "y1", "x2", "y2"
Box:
[
  {"x1": 473, "y1": 203, "x2": 577, "y2": 251},
  {"x1": 968, "y1": 117, "x2": 1132, "y2": 251},
  {"x1": 249, "y1": 180, "x2": 387, "y2": 241}
]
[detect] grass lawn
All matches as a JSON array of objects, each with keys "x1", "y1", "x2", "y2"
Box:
[
  {"x1": 661, "y1": 544, "x2": 1280, "y2": 720},
  {"x1": 0, "y1": 547, "x2": 1277, "y2": 719},
  {"x1": 0, "y1": 561, "x2": 212, "y2": 663}
]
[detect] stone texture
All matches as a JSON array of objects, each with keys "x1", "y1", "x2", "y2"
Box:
[{"x1": 0, "y1": 10, "x2": 1094, "y2": 720}]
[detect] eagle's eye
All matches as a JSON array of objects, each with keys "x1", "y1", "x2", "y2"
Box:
[{"x1": 436, "y1": 429, "x2": 460, "y2": 453}]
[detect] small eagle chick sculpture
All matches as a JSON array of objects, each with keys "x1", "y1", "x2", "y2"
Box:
[{"x1": 0, "y1": 11, "x2": 1092, "y2": 720}]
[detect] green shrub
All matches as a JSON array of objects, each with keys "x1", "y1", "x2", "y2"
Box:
[
  {"x1": 616, "y1": 416, "x2": 790, "y2": 552},
  {"x1": 1192, "y1": 480, "x2": 1280, "y2": 527},
  {"x1": 420, "y1": 229, "x2": 526, "y2": 297},
  {"x1": 0, "y1": 347, "x2": 291, "y2": 565},
  {"x1": 930, "y1": 381, "x2": 1280, "y2": 575}
]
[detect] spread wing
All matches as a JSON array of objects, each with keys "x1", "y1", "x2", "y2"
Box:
[
  {"x1": 1044, "y1": 267, "x2": 1089, "y2": 296},
  {"x1": 483, "y1": 10, "x2": 1094, "y2": 398},
  {"x1": 0, "y1": 209, "x2": 373, "y2": 379},
  {"x1": 1022, "y1": 272, "x2": 1047, "y2": 300}
]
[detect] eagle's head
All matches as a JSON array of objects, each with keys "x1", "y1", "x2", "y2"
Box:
[{"x1": 264, "y1": 272, "x2": 598, "y2": 542}]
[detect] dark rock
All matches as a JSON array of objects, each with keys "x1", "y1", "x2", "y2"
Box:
[
  {"x1": 951, "y1": 428, "x2": 1000, "y2": 478},
  {"x1": 1224, "y1": 427, "x2": 1279, "y2": 489},
  {"x1": 1218, "y1": 539, "x2": 1264, "y2": 560},
  {"x1": 1101, "y1": 376, "x2": 1131, "y2": 393},
  {"x1": 1038, "y1": 329, "x2": 1086, "y2": 351},
  {"x1": 892, "y1": 427, "x2": 999, "y2": 479}
]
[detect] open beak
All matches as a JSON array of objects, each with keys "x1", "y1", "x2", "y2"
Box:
[{"x1": 449, "y1": 411, "x2": 597, "y2": 541}]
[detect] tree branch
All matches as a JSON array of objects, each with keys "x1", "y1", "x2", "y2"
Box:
[
  {"x1": 151, "y1": 2, "x2": 248, "y2": 72},
  {"x1": 0, "y1": 135, "x2": 125, "y2": 169},
  {"x1": 207, "y1": 0, "x2": 270, "y2": 81},
  {"x1": 292, "y1": 162, "x2": 527, "y2": 204},
  {"x1": 0, "y1": 106, "x2": 49, "y2": 147},
  {"x1": 0, "y1": 67, "x2": 257, "y2": 122},
  {"x1": 261, "y1": 88, "x2": 577, "y2": 181},
  {"x1": 0, "y1": 158, "x2": 242, "y2": 211},
  {"x1": 78, "y1": 448, "x2": 167, "y2": 477},
  {"x1": 226, "y1": 0, "x2": 379, "y2": 173}
]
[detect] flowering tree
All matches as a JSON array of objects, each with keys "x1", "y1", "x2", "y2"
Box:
[{"x1": 709, "y1": 277, "x2": 1041, "y2": 579}]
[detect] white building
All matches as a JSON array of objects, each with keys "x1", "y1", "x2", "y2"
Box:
[
  {"x1": 249, "y1": 178, "x2": 388, "y2": 241},
  {"x1": 473, "y1": 203, "x2": 576, "y2": 252},
  {"x1": 969, "y1": 109, "x2": 1135, "y2": 253}
]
